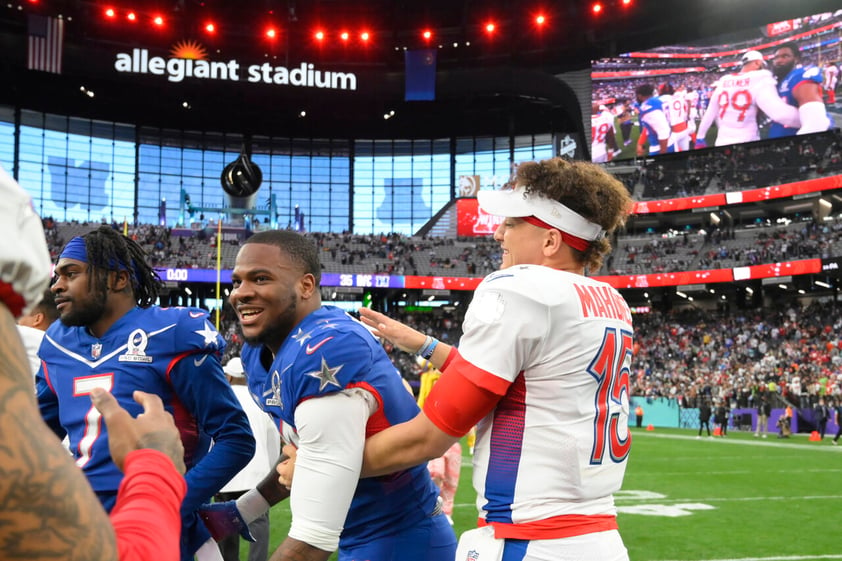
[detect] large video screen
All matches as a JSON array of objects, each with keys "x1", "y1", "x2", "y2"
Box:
[{"x1": 590, "y1": 9, "x2": 842, "y2": 163}]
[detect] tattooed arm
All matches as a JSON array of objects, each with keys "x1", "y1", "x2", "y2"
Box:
[{"x1": 0, "y1": 302, "x2": 119, "y2": 561}]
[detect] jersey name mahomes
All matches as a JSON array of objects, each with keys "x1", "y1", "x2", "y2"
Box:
[{"x1": 575, "y1": 283, "x2": 632, "y2": 325}]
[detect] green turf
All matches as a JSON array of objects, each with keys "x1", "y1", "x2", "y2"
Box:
[{"x1": 246, "y1": 429, "x2": 842, "y2": 560}]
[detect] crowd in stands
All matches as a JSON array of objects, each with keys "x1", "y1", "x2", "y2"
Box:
[{"x1": 609, "y1": 128, "x2": 842, "y2": 200}]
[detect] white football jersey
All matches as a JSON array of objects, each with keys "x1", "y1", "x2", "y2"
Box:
[
  {"x1": 705, "y1": 69, "x2": 777, "y2": 145},
  {"x1": 591, "y1": 111, "x2": 616, "y2": 163},
  {"x1": 458, "y1": 265, "x2": 633, "y2": 535},
  {"x1": 824, "y1": 65, "x2": 839, "y2": 91}
]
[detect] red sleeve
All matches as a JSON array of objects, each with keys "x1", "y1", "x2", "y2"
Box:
[
  {"x1": 422, "y1": 352, "x2": 508, "y2": 437},
  {"x1": 110, "y1": 450, "x2": 187, "y2": 561}
]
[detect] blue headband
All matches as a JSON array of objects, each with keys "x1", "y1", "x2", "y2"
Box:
[
  {"x1": 59, "y1": 235, "x2": 133, "y2": 275},
  {"x1": 59, "y1": 236, "x2": 88, "y2": 263}
]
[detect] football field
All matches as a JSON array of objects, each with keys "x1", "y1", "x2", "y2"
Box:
[{"x1": 256, "y1": 428, "x2": 842, "y2": 560}]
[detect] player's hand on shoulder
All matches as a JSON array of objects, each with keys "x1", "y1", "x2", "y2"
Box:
[
  {"x1": 0, "y1": 167, "x2": 51, "y2": 318},
  {"x1": 90, "y1": 388, "x2": 186, "y2": 474},
  {"x1": 357, "y1": 307, "x2": 426, "y2": 354}
]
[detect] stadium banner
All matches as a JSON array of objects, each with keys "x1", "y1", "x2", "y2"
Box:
[
  {"x1": 732, "y1": 259, "x2": 822, "y2": 282},
  {"x1": 633, "y1": 175, "x2": 842, "y2": 215},
  {"x1": 456, "y1": 198, "x2": 501, "y2": 237},
  {"x1": 404, "y1": 275, "x2": 483, "y2": 291},
  {"x1": 593, "y1": 268, "x2": 733, "y2": 289}
]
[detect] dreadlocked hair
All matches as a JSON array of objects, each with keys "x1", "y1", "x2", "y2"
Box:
[{"x1": 83, "y1": 226, "x2": 162, "y2": 307}]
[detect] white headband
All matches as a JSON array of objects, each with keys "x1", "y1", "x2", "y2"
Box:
[{"x1": 477, "y1": 185, "x2": 604, "y2": 241}]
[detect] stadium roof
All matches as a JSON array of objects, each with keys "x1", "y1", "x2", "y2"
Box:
[{"x1": 0, "y1": 0, "x2": 839, "y2": 138}]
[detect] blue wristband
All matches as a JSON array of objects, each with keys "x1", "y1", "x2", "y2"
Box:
[{"x1": 419, "y1": 337, "x2": 439, "y2": 360}]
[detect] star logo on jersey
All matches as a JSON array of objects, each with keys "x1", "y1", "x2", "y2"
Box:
[
  {"x1": 305, "y1": 337, "x2": 334, "y2": 355},
  {"x1": 316, "y1": 319, "x2": 338, "y2": 330},
  {"x1": 466, "y1": 551, "x2": 480, "y2": 561},
  {"x1": 195, "y1": 321, "x2": 219, "y2": 347},
  {"x1": 91, "y1": 342, "x2": 102, "y2": 360},
  {"x1": 305, "y1": 357, "x2": 343, "y2": 391},
  {"x1": 291, "y1": 327, "x2": 312, "y2": 346}
]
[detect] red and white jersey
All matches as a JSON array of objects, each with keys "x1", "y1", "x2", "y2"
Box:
[
  {"x1": 697, "y1": 69, "x2": 789, "y2": 146},
  {"x1": 459, "y1": 265, "x2": 633, "y2": 532},
  {"x1": 666, "y1": 91, "x2": 690, "y2": 128},
  {"x1": 824, "y1": 64, "x2": 839, "y2": 91},
  {"x1": 686, "y1": 89, "x2": 700, "y2": 121},
  {"x1": 591, "y1": 111, "x2": 615, "y2": 163}
]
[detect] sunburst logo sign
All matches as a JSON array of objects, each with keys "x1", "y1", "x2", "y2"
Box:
[
  {"x1": 169, "y1": 40, "x2": 208, "y2": 61},
  {"x1": 114, "y1": 42, "x2": 358, "y2": 90}
]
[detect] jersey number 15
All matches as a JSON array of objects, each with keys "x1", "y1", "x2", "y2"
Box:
[{"x1": 588, "y1": 327, "x2": 633, "y2": 465}]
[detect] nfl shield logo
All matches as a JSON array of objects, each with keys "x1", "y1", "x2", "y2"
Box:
[{"x1": 91, "y1": 343, "x2": 102, "y2": 359}]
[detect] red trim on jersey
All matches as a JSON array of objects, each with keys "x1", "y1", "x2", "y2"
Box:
[
  {"x1": 478, "y1": 513, "x2": 618, "y2": 540},
  {"x1": 165, "y1": 352, "x2": 200, "y2": 466},
  {"x1": 446, "y1": 353, "x2": 512, "y2": 396},
  {"x1": 0, "y1": 280, "x2": 26, "y2": 318},
  {"x1": 345, "y1": 380, "x2": 387, "y2": 438},
  {"x1": 112, "y1": 449, "x2": 186, "y2": 561},
  {"x1": 422, "y1": 360, "x2": 506, "y2": 437},
  {"x1": 672, "y1": 122, "x2": 689, "y2": 133},
  {"x1": 41, "y1": 361, "x2": 56, "y2": 393},
  {"x1": 440, "y1": 346, "x2": 459, "y2": 371},
  {"x1": 522, "y1": 215, "x2": 591, "y2": 252}
]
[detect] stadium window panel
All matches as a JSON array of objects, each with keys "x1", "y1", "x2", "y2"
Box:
[{"x1": 0, "y1": 120, "x2": 15, "y2": 169}]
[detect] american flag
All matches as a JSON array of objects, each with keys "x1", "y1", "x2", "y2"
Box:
[{"x1": 27, "y1": 14, "x2": 64, "y2": 74}]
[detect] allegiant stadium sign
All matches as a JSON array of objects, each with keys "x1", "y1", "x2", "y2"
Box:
[{"x1": 114, "y1": 48, "x2": 357, "y2": 90}]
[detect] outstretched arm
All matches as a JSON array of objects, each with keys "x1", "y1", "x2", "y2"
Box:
[
  {"x1": 358, "y1": 307, "x2": 453, "y2": 370},
  {"x1": 0, "y1": 302, "x2": 120, "y2": 560}
]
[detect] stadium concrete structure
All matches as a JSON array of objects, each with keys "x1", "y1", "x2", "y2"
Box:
[{"x1": 2, "y1": 0, "x2": 842, "y2": 311}]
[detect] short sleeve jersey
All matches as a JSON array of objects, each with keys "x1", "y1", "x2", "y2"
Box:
[
  {"x1": 241, "y1": 305, "x2": 441, "y2": 548},
  {"x1": 456, "y1": 266, "x2": 634, "y2": 527}
]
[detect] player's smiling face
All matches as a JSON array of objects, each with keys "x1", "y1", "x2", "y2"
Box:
[
  {"x1": 230, "y1": 243, "x2": 303, "y2": 353},
  {"x1": 493, "y1": 217, "x2": 547, "y2": 269}
]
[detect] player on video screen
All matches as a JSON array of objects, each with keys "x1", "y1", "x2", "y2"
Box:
[
  {"x1": 695, "y1": 50, "x2": 800, "y2": 147},
  {"x1": 635, "y1": 84, "x2": 671, "y2": 156},
  {"x1": 659, "y1": 83, "x2": 692, "y2": 151},
  {"x1": 591, "y1": 104, "x2": 618, "y2": 163},
  {"x1": 769, "y1": 41, "x2": 833, "y2": 138},
  {"x1": 823, "y1": 61, "x2": 838, "y2": 104}
]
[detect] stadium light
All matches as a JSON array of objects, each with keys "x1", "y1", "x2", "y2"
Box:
[
  {"x1": 422, "y1": 29, "x2": 432, "y2": 41},
  {"x1": 153, "y1": 15, "x2": 165, "y2": 27},
  {"x1": 340, "y1": 31, "x2": 350, "y2": 42},
  {"x1": 592, "y1": 3, "x2": 603, "y2": 15},
  {"x1": 265, "y1": 26, "x2": 278, "y2": 39},
  {"x1": 485, "y1": 22, "x2": 496, "y2": 34},
  {"x1": 360, "y1": 30, "x2": 371, "y2": 43},
  {"x1": 104, "y1": 7, "x2": 116, "y2": 19},
  {"x1": 204, "y1": 21, "x2": 216, "y2": 34},
  {"x1": 314, "y1": 29, "x2": 325, "y2": 42},
  {"x1": 535, "y1": 14, "x2": 546, "y2": 27},
  {"x1": 126, "y1": 11, "x2": 137, "y2": 22}
]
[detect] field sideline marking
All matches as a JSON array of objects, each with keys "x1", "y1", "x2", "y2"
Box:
[
  {"x1": 655, "y1": 555, "x2": 842, "y2": 561},
  {"x1": 614, "y1": 494, "x2": 842, "y2": 503},
  {"x1": 634, "y1": 431, "x2": 842, "y2": 452}
]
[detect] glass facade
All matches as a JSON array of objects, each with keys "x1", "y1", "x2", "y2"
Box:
[{"x1": 0, "y1": 106, "x2": 555, "y2": 235}]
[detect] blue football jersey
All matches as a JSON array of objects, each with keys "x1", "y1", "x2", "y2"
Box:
[
  {"x1": 769, "y1": 65, "x2": 828, "y2": 138},
  {"x1": 36, "y1": 305, "x2": 255, "y2": 560},
  {"x1": 242, "y1": 306, "x2": 442, "y2": 549}
]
